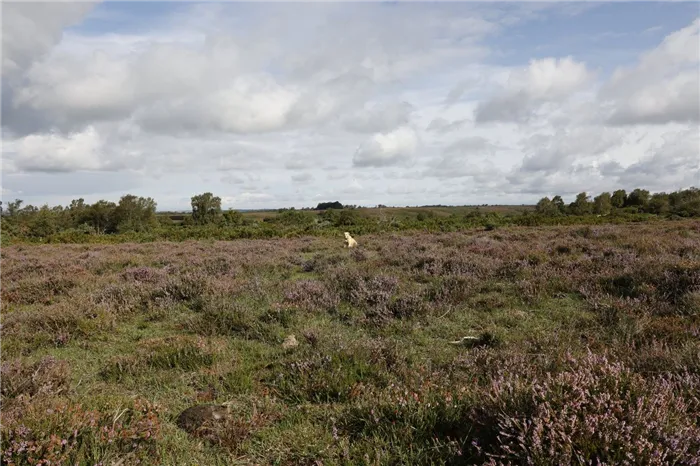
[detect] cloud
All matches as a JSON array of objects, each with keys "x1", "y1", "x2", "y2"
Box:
[
  {"x1": 328, "y1": 172, "x2": 349, "y2": 181},
  {"x1": 519, "y1": 127, "x2": 624, "y2": 174},
  {"x1": 443, "y1": 80, "x2": 472, "y2": 108},
  {"x1": 284, "y1": 156, "x2": 314, "y2": 171},
  {"x1": 221, "y1": 174, "x2": 246, "y2": 185},
  {"x1": 1, "y1": 171, "x2": 144, "y2": 200},
  {"x1": 352, "y1": 126, "x2": 419, "y2": 167},
  {"x1": 15, "y1": 50, "x2": 136, "y2": 130},
  {"x1": 9, "y1": 28, "x2": 375, "y2": 136},
  {"x1": 9, "y1": 126, "x2": 107, "y2": 173},
  {"x1": 1, "y1": 3, "x2": 98, "y2": 137},
  {"x1": 2, "y1": 2, "x2": 96, "y2": 78},
  {"x1": 342, "y1": 101, "x2": 414, "y2": 133},
  {"x1": 601, "y1": 19, "x2": 700, "y2": 126},
  {"x1": 221, "y1": 192, "x2": 274, "y2": 207},
  {"x1": 475, "y1": 57, "x2": 593, "y2": 123},
  {"x1": 291, "y1": 172, "x2": 314, "y2": 183},
  {"x1": 340, "y1": 179, "x2": 366, "y2": 194},
  {"x1": 426, "y1": 117, "x2": 469, "y2": 134},
  {"x1": 444, "y1": 137, "x2": 499, "y2": 155},
  {"x1": 601, "y1": 129, "x2": 700, "y2": 189},
  {"x1": 425, "y1": 137, "x2": 503, "y2": 179}
]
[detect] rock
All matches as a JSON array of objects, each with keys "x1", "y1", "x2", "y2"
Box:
[
  {"x1": 282, "y1": 334, "x2": 299, "y2": 349},
  {"x1": 176, "y1": 404, "x2": 229, "y2": 435}
]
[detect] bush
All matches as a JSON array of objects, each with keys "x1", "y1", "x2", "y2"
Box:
[
  {"x1": 283, "y1": 280, "x2": 339, "y2": 312},
  {"x1": 479, "y1": 352, "x2": 700, "y2": 465},
  {"x1": 1, "y1": 356, "x2": 70, "y2": 401},
  {"x1": 1, "y1": 398, "x2": 162, "y2": 465}
]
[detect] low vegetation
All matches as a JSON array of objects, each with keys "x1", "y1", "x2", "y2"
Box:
[
  {"x1": 2, "y1": 220, "x2": 699, "y2": 464},
  {"x1": 1, "y1": 187, "x2": 698, "y2": 245}
]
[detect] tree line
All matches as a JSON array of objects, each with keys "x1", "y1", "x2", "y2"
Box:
[
  {"x1": 535, "y1": 188, "x2": 700, "y2": 217},
  {"x1": 1, "y1": 187, "x2": 698, "y2": 244}
]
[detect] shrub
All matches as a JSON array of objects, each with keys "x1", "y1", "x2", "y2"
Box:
[
  {"x1": 121, "y1": 266, "x2": 165, "y2": 284},
  {"x1": 1, "y1": 356, "x2": 70, "y2": 401},
  {"x1": 1, "y1": 398, "x2": 162, "y2": 466},
  {"x1": 283, "y1": 280, "x2": 339, "y2": 312},
  {"x1": 4, "y1": 276, "x2": 77, "y2": 305},
  {"x1": 478, "y1": 352, "x2": 700, "y2": 465}
]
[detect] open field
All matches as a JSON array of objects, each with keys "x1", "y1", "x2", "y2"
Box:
[
  {"x1": 239, "y1": 205, "x2": 533, "y2": 222},
  {"x1": 156, "y1": 205, "x2": 534, "y2": 226},
  {"x1": 2, "y1": 221, "x2": 700, "y2": 465}
]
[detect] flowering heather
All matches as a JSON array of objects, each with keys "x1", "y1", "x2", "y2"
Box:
[
  {"x1": 1, "y1": 398, "x2": 162, "y2": 466},
  {"x1": 0, "y1": 221, "x2": 698, "y2": 464},
  {"x1": 283, "y1": 279, "x2": 339, "y2": 312},
  {"x1": 1, "y1": 356, "x2": 69, "y2": 401},
  {"x1": 484, "y1": 352, "x2": 700, "y2": 465}
]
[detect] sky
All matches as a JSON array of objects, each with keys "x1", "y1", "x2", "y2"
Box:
[{"x1": 2, "y1": 1, "x2": 699, "y2": 211}]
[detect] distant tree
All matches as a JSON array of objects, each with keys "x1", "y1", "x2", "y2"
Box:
[
  {"x1": 28, "y1": 205, "x2": 59, "y2": 237},
  {"x1": 551, "y1": 195, "x2": 566, "y2": 214},
  {"x1": 275, "y1": 209, "x2": 316, "y2": 227},
  {"x1": 316, "y1": 201, "x2": 344, "y2": 210},
  {"x1": 535, "y1": 196, "x2": 551, "y2": 214},
  {"x1": 535, "y1": 197, "x2": 560, "y2": 216},
  {"x1": 417, "y1": 211, "x2": 436, "y2": 222},
  {"x1": 669, "y1": 187, "x2": 700, "y2": 216},
  {"x1": 223, "y1": 209, "x2": 243, "y2": 226},
  {"x1": 85, "y1": 200, "x2": 117, "y2": 234},
  {"x1": 158, "y1": 215, "x2": 174, "y2": 227},
  {"x1": 570, "y1": 192, "x2": 592, "y2": 215},
  {"x1": 21, "y1": 204, "x2": 38, "y2": 215},
  {"x1": 112, "y1": 195, "x2": 157, "y2": 233},
  {"x1": 191, "y1": 192, "x2": 223, "y2": 225},
  {"x1": 67, "y1": 198, "x2": 89, "y2": 227},
  {"x1": 611, "y1": 190, "x2": 627, "y2": 208},
  {"x1": 593, "y1": 192, "x2": 612, "y2": 215},
  {"x1": 7, "y1": 199, "x2": 23, "y2": 216},
  {"x1": 335, "y1": 209, "x2": 360, "y2": 226},
  {"x1": 626, "y1": 189, "x2": 650, "y2": 208},
  {"x1": 647, "y1": 193, "x2": 670, "y2": 214}
]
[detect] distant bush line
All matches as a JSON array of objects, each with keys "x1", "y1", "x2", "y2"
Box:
[{"x1": 1, "y1": 187, "x2": 698, "y2": 245}]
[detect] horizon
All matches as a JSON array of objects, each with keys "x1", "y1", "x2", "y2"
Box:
[
  {"x1": 2, "y1": 2, "x2": 699, "y2": 211},
  {"x1": 4, "y1": 188, "x2": 689, "y2": 213}
]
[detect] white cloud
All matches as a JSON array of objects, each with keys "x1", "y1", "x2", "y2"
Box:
[
  {"x1": 475, "y1": 57, "x2": 594, "y2": 123},
  {"x1": 2, "y1": 2, "x2": 96, "y2": 78},
  {"x1": 426, "y1": 117, "x2": 469, "y2": 134},
  {"x1": 342, "y1": 101, "x2": 414, "y2": 134},
  {"x1": 291, "y1": 172, "x2": 314, "y2": 183},
  {"x1": 423, "y1": 136, "x2": 500, "y2": 179},
  {"x1": 10, "y1": 126, "x2": 106, "y2": 172},
  {"x1": 284, "y1": 156, "x2": 314, "y2": 171},
  {"x1": 519, "y1": 127, "x2": 625, "y2": 174},
  {"x1": 600, "y1": 129, "x2": 700, "y2": 189},
  {"x1": 601, "y1": 19, "x2": 700, "y2": 125},
  {"x1": 221, "y1": 192, "x2": 274, "y2": 208},
  {"x1": 353, "y1": 126, "x2": 419, "y2": 168}
]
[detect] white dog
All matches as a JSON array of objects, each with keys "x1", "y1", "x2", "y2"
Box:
[{"x1": 344, "y1": 232, "x2": 358, "y2": 248}]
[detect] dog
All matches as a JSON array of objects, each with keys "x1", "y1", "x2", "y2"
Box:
[{"x1": 344, "y1": 232, "x2": 358, "y2": 248}]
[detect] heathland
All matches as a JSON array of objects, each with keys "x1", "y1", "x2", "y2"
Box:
[{"x1": 2, "y1": 215, "x2": 699, "y2": 464}]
